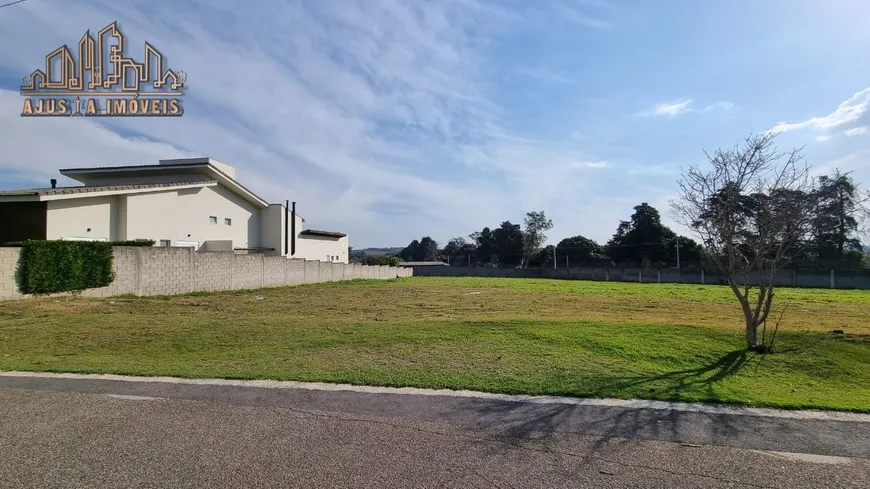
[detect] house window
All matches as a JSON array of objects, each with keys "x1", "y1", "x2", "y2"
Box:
[
  {"x1": 209, "y1": 216, "x2": 217, "y2": 224},
  {"x1": 158, "y1": 240, "x2": 170, "y2": 247},
  {"x1": 224, "y1": 218, "x2": 232, "y2": 226}
]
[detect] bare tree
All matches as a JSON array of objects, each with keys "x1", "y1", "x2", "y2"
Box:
[{"x1": 671, "y1": 133, "x2": 817, "y2": 352}]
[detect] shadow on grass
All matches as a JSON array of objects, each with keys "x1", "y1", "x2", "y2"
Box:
[{"x1": 590, "y1": 349, "x2": 754, "y2": 401}]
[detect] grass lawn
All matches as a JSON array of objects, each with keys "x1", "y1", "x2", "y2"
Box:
[{"x1": 1, "y1": 277, "x2": 868, "y2": 411}]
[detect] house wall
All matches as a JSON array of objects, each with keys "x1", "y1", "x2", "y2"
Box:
[
  {"x1": 46, "y1": 196, "x2": 116, "y2": 241},
  {"x1": 296, "y1": 234, "x2": 349, "y2": 263},
  {"x1": 260, "y1": 208, "x2": 343, "y2": 262},
  {"x1": 116, "y1": 196, "x2": 128, "y2": 240},
  {"x1": 123, "y1": 185, "x2": 261, "y2": 249},
  {"x1": 259, "y1": 204, "x2": 285, "y2": 256}
]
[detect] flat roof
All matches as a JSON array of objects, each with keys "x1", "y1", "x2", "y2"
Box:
[{"x1": 299, "y1": 229, "x2": 347, "y2": 239}]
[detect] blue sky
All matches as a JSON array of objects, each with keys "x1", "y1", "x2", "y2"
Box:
[{"x1": 1, "y1": 0, "x2": 869, "y2": 248}]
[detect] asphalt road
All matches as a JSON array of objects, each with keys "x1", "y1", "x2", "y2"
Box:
[{"x1": 0, "y1": 374, "x2": 868, "y2": 488}]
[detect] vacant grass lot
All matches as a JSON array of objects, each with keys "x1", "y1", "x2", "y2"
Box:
[{"x1": 1, "y1": 277, "x2": 868, "y2": 411}]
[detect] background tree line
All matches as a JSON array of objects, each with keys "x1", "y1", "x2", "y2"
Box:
[{"x1": 391, "y1": 170, "x2": 867, "y2": 270}]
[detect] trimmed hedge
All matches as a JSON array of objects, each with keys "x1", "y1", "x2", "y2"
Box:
[
  {"x1": 363, "y1": 255, "x2": 401, "y2": 266},
  {"x1": 107, "y1": 239, "x2": 156, "y2": 247},
  {"x1": 17, "y1": 240, "x2": 115, "y2": 294}
]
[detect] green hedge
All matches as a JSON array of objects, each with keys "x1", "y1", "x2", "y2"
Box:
[
  {"x1": 363, "y1": 255, "x2": 400, "y2": 266},
  {"x1": 107, "y1": 239, "x2": 155, "y2": 247},
  {"x1": 16, "y1": 240, "x2": 115, "y2": 294}
]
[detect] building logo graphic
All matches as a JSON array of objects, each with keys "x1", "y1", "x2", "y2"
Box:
[{"x1": 20, "y1": 21, "x2": 186, "y2": 117}]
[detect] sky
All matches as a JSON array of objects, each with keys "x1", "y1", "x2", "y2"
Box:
[{"x1": 1, "y1": 0, "x2": 869, "y2": 249}]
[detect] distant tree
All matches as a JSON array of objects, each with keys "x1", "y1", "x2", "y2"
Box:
[
  {"x1": 348, "y1": 246, "x2": 360, "y2": 263},
  {"x1": 810, "y1": 171, "x2": 868, "y2": 268},
  {"x1": 470, "y1": 227, "x2": 495, "y2": 265},
  {"x1": 399, "y1": 237, "x2": 438, "y2": 261},
  {"x1": 606, "y1": 203, "x2": 674, "y2": 266},
  {"x1": 419, "y1": 236, "x2": 439, "y2": 261},
  {"x1": 526, "y1": 245, "x2": 555, "y2": 268},
  {"x1": 555, "y1": 235, "x2": 609, "y2": 267},
  {"x1": 442, "y1": 237, "x2": 476, "y2": 265},
  {"x1": 667, "y1": 234, "x2": 705, "y2": 266},
  {"x1": 522, "y1": 211, "x2": 553, "y2": 267},
  {"x1": 672, "y1": 132, "x2": 818, "y2": 351},
  {"x1": 398, "y1": 239, "x2": 420, "y2": 261},
  {"x1": 492, "y1": 221, "x2": 524, "y2": 266}
]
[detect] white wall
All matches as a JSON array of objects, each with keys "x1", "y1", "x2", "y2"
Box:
[
  {"x1": 296, "y1": 234, "x2": 349, "y2": 263},
  {"x1": 123, "y1": 185, "x2": 261, "y2": 249},
  {"x1": 259, "y1": 204, "x2": 285, "y2": 255},
  {"x1": 46, "y1": 196, "x2": 116, "y2": 241},
  {"x1": 261, "y1": 208, "x2": 336, "y2": 261}
]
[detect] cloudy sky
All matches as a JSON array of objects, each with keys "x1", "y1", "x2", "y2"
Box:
[{"x1": 1, "y1": 0, "x2": 869, "y2": 248}]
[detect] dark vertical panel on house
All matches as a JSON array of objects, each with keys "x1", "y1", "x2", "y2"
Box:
[
  {"x1": 290, "y1": 201, "x2": 296, "y2": 256},
  {"x1": 0, "y1": 201, "x2": 47, "y2": 243}
]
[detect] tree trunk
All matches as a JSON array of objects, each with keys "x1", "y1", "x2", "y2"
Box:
[
  {"x1": 728, "y1": 279, "x2": 758, "y2": 350},
  {"x1": 745, "y1": 316, "x2": 758, "y2": 349}
]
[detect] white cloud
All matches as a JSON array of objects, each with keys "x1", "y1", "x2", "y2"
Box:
[
  {"x1": 816, "y1": 135, "x2": 832, "y2": 142},
  {"x1": 516, "y1": 68, "x2": 573, "y2": 84},
  {"x1": 812, "y1": 150, "x2": 870, "y2": 180},
  {"x1": 641, "y1": 99, "x2": 693, "y2": 117},
  {"x1": 844, "y1": 126, "x2": 868, "y2": 137},
  {"x1": 702, "y1": 101, "x2": 734, "y2": 112},
  {"x1": 575, "y1": 160, "x2": 611, "y2": 168},
  {"x1": 550, "y1": 2, "x2": 611, "y2": 29},
  {"x1": 768, "y1": 87, "x2": 870, "y2": 134},
  {"x1": 0, "y1": 0, "x2": 629, "y2": 247}
]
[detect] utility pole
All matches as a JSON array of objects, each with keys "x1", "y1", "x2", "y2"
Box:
[
  {"x1": 565, "y1": 255, "x2": 569, "y2": 269},
  {"x1": 675, "y1": 235, "x2": 680, "y2": 269},
  {"x1": 468, "y1": 254, "x2": 471, "y2": 268},
  {"x1": 553, "y1": 247, "x2": 557, "y2": 269}
]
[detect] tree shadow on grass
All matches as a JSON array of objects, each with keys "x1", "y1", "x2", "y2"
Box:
[{"x1": 590, "y1": 349, "x2": 755, "y2": 402}]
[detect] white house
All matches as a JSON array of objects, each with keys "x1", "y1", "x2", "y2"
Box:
[{"x1": 0, "y1": 157, "x2": 349, "y2": 263}]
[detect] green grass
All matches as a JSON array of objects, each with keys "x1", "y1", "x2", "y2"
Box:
[{"x1": 1, "y1": 277, "x2": 868, "y2": 411}]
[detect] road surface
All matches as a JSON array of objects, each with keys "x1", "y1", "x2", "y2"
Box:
[{"x1": 0, "y1": 373, "x2": 868, "y2": 488}]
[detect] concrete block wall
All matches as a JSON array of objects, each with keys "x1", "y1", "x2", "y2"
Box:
[
  {"x1": 0, "y1": 247, "x2": 410, "y2": 300},
  {"x1": 193, "y1": 250, "x2": 235, "y2": 293},
  {"x1": 303, "y1": 260, "x2": 319, "y2": 284},
  {"x1": 0, "y1": 247, "x2": 21, "y2": 300},
  {"x1": 263, "y1": 256, "x2": 288, "y2": 288},
  {"x1": 287, "y1": 259, "x2": 305, "y2": 285}
]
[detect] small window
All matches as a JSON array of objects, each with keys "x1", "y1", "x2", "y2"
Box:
[
  {"x1": 224, "y1": 218, "x2": 232, "y2": 226},
  {"x1": 209, "y1": 216, "x2": 217, "y2": 224},
  {"x1": 158, "y1": 240, "x2": 170, "y2": 247}
]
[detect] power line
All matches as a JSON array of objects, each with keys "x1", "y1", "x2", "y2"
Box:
[{"x1": 0, "y1": 0, "x2": 30, "y2": 9}]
